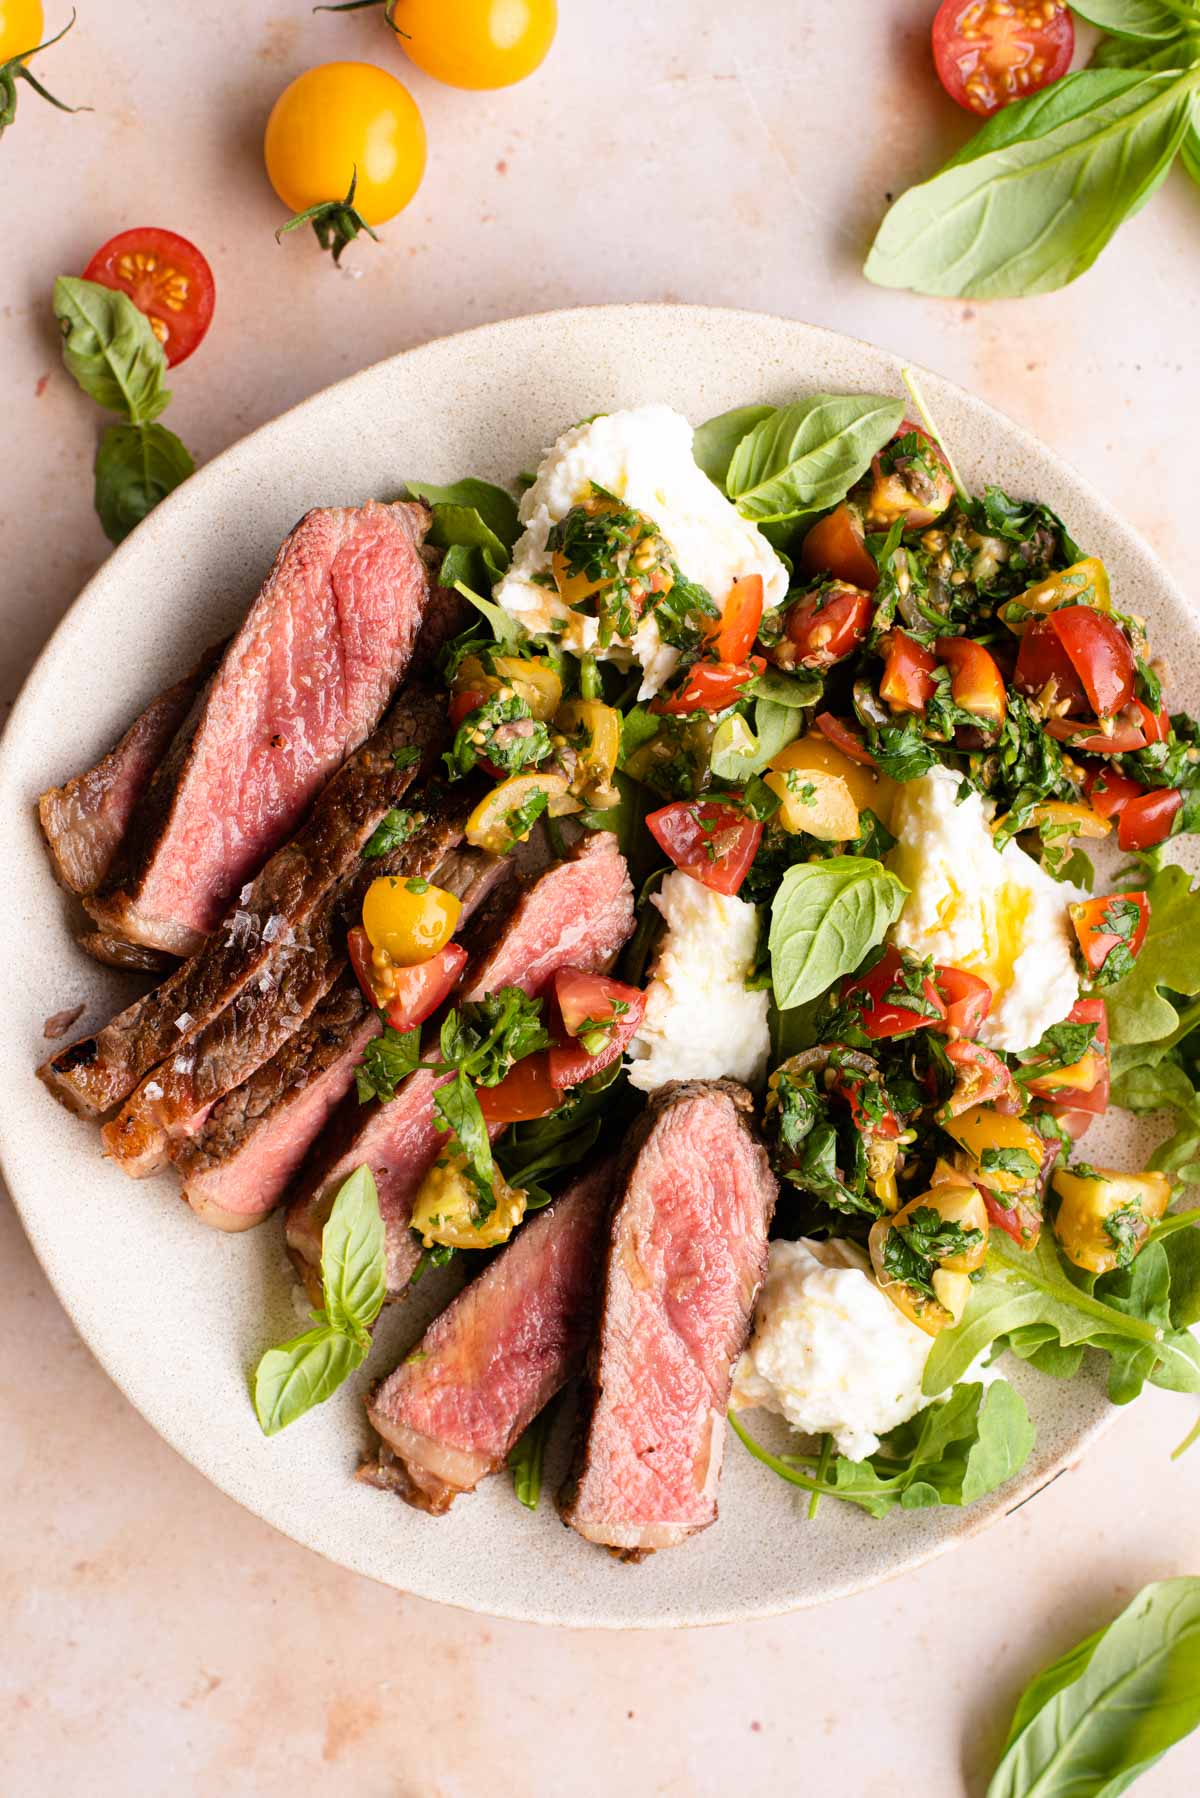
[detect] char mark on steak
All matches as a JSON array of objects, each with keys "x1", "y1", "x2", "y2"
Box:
[
  {"x1": 38, "y1": 682, "x2": 445, "y2": 1120},
  {"x1": 360, "y1": 1161, "x2": 615, "y2": 1513},
  {"x1": 284, "y1": 829, "x2": 635, "y2": 1305},
  {"x1": 85, "y1": 500, "x2": 432, "y2": 957},
  {"x1": 37, "y1": 641, "x2": 225, "y2": 899},
  {"x1": 559, "y1": 1079, "x2": 777, "y2": 1560}
]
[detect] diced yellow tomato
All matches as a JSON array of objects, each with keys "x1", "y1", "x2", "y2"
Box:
[
  {"x1": 410, "y1": 1151, "x2": 528, "y2": 1250},
  {"x1": 1000, "y1": 557, "x2": 1112, "y2": 634},
  {"x1": 454, "y1": 653, "x2": 563, "y2": 721},
  {"x1": 941, "y1": 1106, "x2": 1043, "y2": 1194},
  {"x1": 1051, "y1": 1166, "x2": 1170, "y2": 1274},
  {"x1": 465, "y1": 772, "x2": 579, "y2": 853},
  {"x1": 869, "y1": 1182, "x2": 989, "y2": 1337},
  {"x1": 555, "y1": 697, "x2": 621, "y2": 804},
  {"x1": 361, "y1": 877, "x2": 461, "y2": 966},
  {"x1": 993, "y1": 800, "x2": 1111, "y2": 842},
  {"x1": 769, "y1": 731, "x2": 897, "y2": 826},
  {"x1": 764, "y1": 765, "x2": 859, "y2": 842}
]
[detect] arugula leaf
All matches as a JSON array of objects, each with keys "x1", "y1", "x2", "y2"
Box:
[
  {"x1": 725, "y1": 394, "x2": 905, "y2": 524},
  {"x1": 865, "y1": 68, "x2": 1199, "y2": 298},
  {"x1": 449, "y1": 574, "x2": 526, "y2": 648},
  {"x1": 1103, "y1": 862, "x2": 1200, "y2": 1044},
  {"x1": 93, "y1": 421, "x2": 194, "y2": 544},
  {"x1": 404, "y1": 477, "x2": 520, "y2": 551},
  {"x1": 691, "y1": 403, "x2": 774, "y2": 489},
  {"x1": 355, "y1": 1024, "x2": 422, "y2": 1104},
  {"x1": 53, "y1": 276, "x2": 172, "y2": 423},
  {"x1": 710, "y1": 698, "x2": 801, "y2": 782},
  {"x1": 362, "y1": 807, "x2": 419, "y2": 860},
  {"x1": 768, "y1": 856, "x2": 908, "y2": 1009},
  {"x1": 987, "y1": 1579, "x2": 1200, "y2": 1798}
]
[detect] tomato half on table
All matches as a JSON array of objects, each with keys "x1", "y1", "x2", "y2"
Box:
[
  {"x1": 548, "y1": 968, "x2": 645, "y2": 1087},
  {"x1": 783, "y1": 582, "x2": 872, "y2": 669},
  {"x1": 83, "y1": 227, "x2": 215, "y2": 367},
  {"x1": 932, "y1": 0, "x2": 1074, "y2": 118},
  {"x1": 1118, "y1": 787, "x2": 1182, "y2": 852},
  {"x1": 348, "y1": 927, "x2": 466, "y2": 1030},
  {"x1": 841, "y1": 946, "x2": 947, "y2": 1039},
  {"x1": 651, "y1": 657, "x2": 763, "y2": 716},
  {"x1": 477, "y1": 1051, "x2": 562, "y2": 1125},
  {"x1": 645, "y1": 798, "x2": 762, "y2": 896},
  {"x1": 800, "y1": 504, "x2": 879, "y2": 592},
  {"x1": 704, "y1": 575, "x2": 763, "y2": 664}
]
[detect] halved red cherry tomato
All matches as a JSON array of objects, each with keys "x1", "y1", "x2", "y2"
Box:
[
  {"x1": 1050, "y1": 709, "x2": 1146, "y2": 754},
  {"x1": 1070, "y1": 891, "x2": 1150, "y2": 978},
  {"x1": 983, "y1": 1188, "x2": 1044, "y2": 1249},
  {"x1": 800, "y1": 504, "x2": 879, "y2": 592},
  {"x1": 645, "y1": 798, "x2": 762, "y2": 896},
  {"x1": 932, "y1": 0, "x2": 1074, "y2": 118},
  {"x1": 477, "y1": 1051, "x2": 562, "y2": 1125},
  {"x1": 1082, "y1": 765, "x2": 1145, "y2": 820},
  {"x1": 1118, "y1": 787, "x2": 1182, "y2": 852},
  {"x1": 834, "y1": 1077, "x2": 901, "y2": 1140},
  {"x1": 348, "y1": 928, "x2": 467, "y2": 1030},
  {"x1": 1026, "y1": 997, "x2": 1109, "y2": 1114},
  {"x1": 816, "y1": 712, "x2": 877, "y2": 767},
  {"x1": 651, "y1": 657, "x2": 764, "y2": 716},
  {"x1": 784, "y1": 582, "x2": 872, "y2": 669},
  {"x1": 704, "y1": 575, "x2": 763, "y2": 664},
  {"x1": 1049, "y1": 607, "x2": 1136, "y2": 719},
  {"x1": 1015, "y1": 617, "x2": 1087, "y2": 712},
  {"x1": 548, "y1": 968, "x2": 645, "y2": 1087},
  {"x1": 940, "y1": 1040, "x2": 1018, "y2": 1117},
  {"x1": 880, "y1": 631, "x2": 937, "y2": 714},
  {"x1": 936, "y1": 636, "x2": 1006, "y2": 727},
  {"x1": 842, "y1": 946, "x2": 947, "y2": 1040},
  {"x1": 934, "y1": 965, "x2": 993, "y2": 1039},
  {"x1": 83, "y1": 227, "x2": 216, "y2": 367}
]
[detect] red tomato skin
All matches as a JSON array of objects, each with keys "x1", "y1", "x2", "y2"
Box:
[
  {"x1": 816, "y1": 712, "x2": 877, "y2": 767},
  {"x1": 842, "y1": 946, "x2": 947, "y2": 1040},
  {"x1": 1082, "y1": 765, "x2": 1145, "y2": 819},
  {"x1": 347, "y1": 930, "x2": 468, "y2": 1029},
  {"x1": 934, "y1": 965, "x2": 993, "y2": 1038},
  {"x1": 1047, "y1": 711, "x2": 1146, "y2": 754},
  {"x1": 1118, "y1": 787, "x2": 1182, "y2": 852},
  {"x1": 783, "y1": 583, "x2": 871, "y2": 669},
  {"x1": 935, "y1": 636, "x2": 1007, "y2": 726},
  {"x1": 651, "y1": 658, "x2": 764, "y2": 716},
  {"x1": 940, "y1": 1039, "x2": 1018, "y2": 1117},
  {"x1": 645, "y1": 799, "x2": 762, "y2": 896},
  {"x1": 706, "y1": 575, "x2": 764, "y2": 664},
  {"x1": 1070, "y1": 891, "x2": 1150, "y2": 976},
  {"x1": 880, "y1": 631, "x2": 938, "y2": 713},
  {"x1": 1049, "y1": 607, "x2": 1136, "y2": 718},
  {"x1": 477, "y1": 1051, "x2": 562, "y2": 1125},
  {"x1": 932, "y1": 0, "x2": 1074, "y2": 118},
  {"x1": 982, "y1": 1188, "x2": 1043, "y2": 1249},
  {"x1": 1015, "y1": 617, "x2": 1088, "y2": 713},
  {"x1": 553, "y1": 969, "x2": 644, "y2": 1039},
  {"x1": 83, "y1": 227, "x2": 216, "y2": 367},
  {"x1": 800, "y1": 505, "x2": 879, "y2": 592},
  {"x1": 834, "y1": 1077, "x2": 901, "y2": 1140}
]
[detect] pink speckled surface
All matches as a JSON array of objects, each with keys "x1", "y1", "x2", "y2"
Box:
[{"x1": 2, "y1": 0, "x2": 1199, "y2": 1791}]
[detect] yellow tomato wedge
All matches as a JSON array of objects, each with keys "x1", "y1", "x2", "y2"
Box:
[
  {"x1": 555, "y1": 697, "x2": 621, "y2": 804},
  {"x1": 992, "y1": 800, "x2": 1111, "y2": 841},
  {"x1": 941, "y1": 1106, "x2": 1044, "y2": 1194},
  {"x1": 770, "y1": 731, "x2": 897, "y2": 828},
  {"x1": 1051, "y1": 1166, "x2": 1169, "y2": 1274},
  {"x1": 1000, "y1": 557, "x2": 1111, "y2": 634},
  {"x1": 764, "y1": 765, "x2": 859, "y2": 842},
  {"x1": 465, "y1": 772, "x2": 578, "y2": 852},
  {"x1": 410, "y1": 1152, "x2": 528, "y2": 1250}
]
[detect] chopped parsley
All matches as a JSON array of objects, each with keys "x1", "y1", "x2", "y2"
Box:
[
  {"x1": 355, "y1": 1023, "x2": 422, "y2": 1104},
  {"x1": 362, "y1": 808, "x2": 420, "y2": 860},
  {"x1": 882, "y1": 1205, "x2": 983, "y2": 1301},
  {"x1": 1102, "y1": 1201, "x2": 1147, "y2": 1269}
]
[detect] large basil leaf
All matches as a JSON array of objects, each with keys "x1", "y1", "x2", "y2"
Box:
[
  {"x1": 987, "y1": 1579, "x2": 1200, "y2": 1798},
  {"x1": 865, "y1": 68, "x2": 1198, "y2": 298},
  {"x1": 94, "y1": 422, "x2": 194, "y2": 545},
  {"x1": 767, "y1": 855, "x2": 907, "y2": 1009},
  {"x1": 725, "y1": 394, "x2": 904, "y2": 523},
  {"x1": 1072, "y1": 0, "x2": 1198, "y2": 38},
  {"x1": 320, "y1": 1164, "x2": 388, "y2": 1341},
  {"x1": 710, "y1": 697, "x2": 800, "y2": 781},
  {"x1": 405, "y1": 476, "x2": 520, "y2": 551},
  {"x1": 691, "y1": 403, "x2": 774, "y2": 489},
  {"x1": 1184, "y1": 111, "x2": 1200, "y2": 185},
  {"x1": 53, "y1": 276, "x2": 171, "y2": 423},
  {"x1": 253, "y1": 1326, "x2": 366, "y2": 1437}
]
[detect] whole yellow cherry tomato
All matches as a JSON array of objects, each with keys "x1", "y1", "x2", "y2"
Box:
[
  {"x1": 390, "y1": 0, "x2": 556, "y2": 90},
  {"x1": 264, "y1": 62, "x2": 426, "y2": 224},
  {"x1": 0, "y1": 0, "x2": 42, "y2": 60},
  {"x1": 362, "y1": 876, "x2": 460, "y2": 966}
]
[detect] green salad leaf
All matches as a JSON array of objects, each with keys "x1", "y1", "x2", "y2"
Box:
[
  {"x1": 725, "y1": 394, "x2": 904, "y2": 523},
  {"x1": 404, "y1": 477, "x2": 521, "y2": 551},
  {"x1": 93, "y1": 422, "x2": 194, "y2": 545},
  {"x1": 768, "y1": 857, "x2": 908, "y2": 1010},
  {"x1": 1103, "y1": 862, "x2": 1200, "y2": 1045},
  {"x1": 692, "y1": 403, "x2": 774, "y2": 488},
  {"x1": 53, "y1": 276, "x2": 172, "y2": 423},
  {"x1": 710, "y1": 697, "x2": 800, "y2": 782}
]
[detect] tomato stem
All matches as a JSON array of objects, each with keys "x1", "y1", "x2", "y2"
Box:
[
  {"x1": 0, "y1": 9, "x2": 90, "y2": 138},
  {"x1": 312, "y1": 0, "x2": 411, "y2": 38},
  {"x1": 275, "y1": 166, "x2": 381, "y2": 265}
]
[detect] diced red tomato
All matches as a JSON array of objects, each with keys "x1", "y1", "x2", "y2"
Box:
[
  {"x1": 1136, "y1": 699, "x2": 1171, "y2": 744},
  {"x1": 645, "y1": 798, "x2": 762, "y2": 897},
  {"x1": 548, "y1": 968, "x2": 645, "y2": 1087},
  {"x1": 1070, "y1": 891, "x2": 1150, "y2": 978},
  {"x1": 1027, "y1": 998, "x2": 1109, "y2": 1116},
  {"x1": 940, "y1": 1040, "x2": 1018, "y2": 1118},
  {"x1": 1082, "y1": 765, "x2": 1145, "y2": 820},
  {"x1": 783, "y1": 582, "x2": 872, "y2": 669},
  {"x1": 348, "y1": 928, "x2": 468, "y2": 1030},
  {"x1": 1118, "y1": 787, "x2": 1182, "y2": 852},
  {"x1": 935, "y1": 636, "x2": 1006, "y2": 727},
  {"x1": 982, "y1": 1188, "x2": 1043, "y2": 1249},
  {"x1": 1049, "y1": 607, "x2": 1136, "y2": 719},
  {"x1": 932, "y1": 0, "x2": 1074, "y2": 118},
  {"x1": 934, "y1": 965, "x2": 993, "y2": 1039},
  {"x1": 477, "y1": 1051, "x2": 562, "y2": 1125},
  {"x1": 705, "y1": 575, "x2": 763, "y2": 664},
  {"x1": 800, "y1": 504, "x2": 879, "y2": 592},
  {"x1": 841, "y1": 946, "x2": 947, "y2": 1040},
  {"x1": 83, "y1": 227, "x2": 216, "y2": 367},
  {"x1": 880, "y1": 631, "x2": 937, "y2": 714},
  {"x1": 1047, "y1": 712, "x2": 1146, "y2": 754},
  {"x1": 834, "y1": 1077, "x2": 901, "y2": 1140},
  {"x1": 816, "y1": 712, "x2": 877, "y2": 767},
  {"x1": 651, "y1": 657, "x2": 765, "y2": 716},
  {"x1": 1015, "y1": 617, "x2": 1087, "y2": 713}
]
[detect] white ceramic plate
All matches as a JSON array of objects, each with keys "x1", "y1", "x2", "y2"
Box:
[{"x1": 1, "y1": 306, "x2": 1188, "y2": 1627}]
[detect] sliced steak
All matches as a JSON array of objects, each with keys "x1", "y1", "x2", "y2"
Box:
[
  {"x1": 559, "y1": 1080, "x2": 777, "y2": 1559},
  {"x1": 361, "y1": 1161, "x2": 614, "y2": 1513},
  {"x1": 39, "y1": 683, "x2": 444, "y2": 1119},
  {"x1": 284, "y1": 830, "x2": 635, "y2": 1303},
  {"x1": 86, "y1": 500, "x2": 432, "y2": 956},
  {"x1": 37, "y1": 642, "x2": 224, "y2": 898},
  {"x1": 76, "y1": 932, "x2": 175, "y2": 975}
]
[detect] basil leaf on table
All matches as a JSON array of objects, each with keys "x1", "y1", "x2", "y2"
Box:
[
  {"x1": 404, "y1": 476, "x2": 520, "y2": 551},
  {"x1": 987, "y1": 1579, "x2": 1200, "y2": 1798},
  {"x1": 53, "y1": 276, "x2": 172, "y2": 423},
  {"x1": 691, "y1": 403, "x2": 774, "y2": 489},
  {"x1": 710, "y1": 698, "x2": 800, "y2": 782},
  {"x1": 865, "y1": 68, "x2": 1200, "y2": 298},
  {"x1": 93, "y1": 422, "x2": 194, "y2": 545},
  {"x1": 1072, "y1": 0, "x2": 1199, "y2": 40},
  {"x1": 725, "y1": 394, "x2": 905, "y2": 523},
  {"x1": 768, "y1": 856, "x2": 908, "y2": 1009}
]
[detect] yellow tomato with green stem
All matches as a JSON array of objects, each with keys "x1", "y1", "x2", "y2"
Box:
[
  {"x1": 0, "y1": 0, "x2": 42, "y2": 60},
  {"x1": 390, "y1": 0, "x2": 556, "y2": 90},
  {"x1": 0, "y1": 2, "x2": 85, "y2": 137}
]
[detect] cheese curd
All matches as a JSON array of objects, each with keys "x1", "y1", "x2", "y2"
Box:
[
  {"x1": 627, "y1": 870, "x2": 769, "y2": 1092},
  {"x1": 731, "y1": 1237, "x2": 933, "y2": 1460},
  {"x1": 887, "y1": 766, "x2": 1082, "y2": 1053},
  {"x1": 493, "y1": 405, "x2": 788, "y2": 697}
]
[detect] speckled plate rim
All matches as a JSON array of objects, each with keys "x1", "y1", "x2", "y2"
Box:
[{"x1": 4, "y1": 302, "x2": 1185, "y2": 1629}]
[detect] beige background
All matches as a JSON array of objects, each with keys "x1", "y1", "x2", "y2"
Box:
[{"x1": 2, "y1": 1, "x2": 1199, "y2": 1792}]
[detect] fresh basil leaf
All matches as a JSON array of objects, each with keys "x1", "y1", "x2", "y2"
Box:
[
  {"x1": 53, "y1": 276, "x2": 171, "y2": 423},
  {"x1": 434, "y1": 1068, "x2": 495, "y2": 1208},
  {"x1": 711, "y1": 697, "x2": 801, "y2": 782},
  {"x1": 253, "y1": 1326, "x2": 365, "y2": 1436},
  {"x1": 987, "y1": 1579, "x2": 1200, "y2": 1798},
  {"x1": 405, "y1": 477, "x2": 520, "y2": 551},
  {"x1": 1184, "y1": 111, "x2": 1200, "y2": 185},
  {"x1": 617, "y1": 704, "x2": 662, "y2": 766},
  {"x1": 1072, "y1": 0, "x2": 1196, "y2": 39},
  {"x1": 768, "y1": 856, "x2": 908, "y2": 1009},
  {"x1": 508, "y1": 1399, "x2": 558, "y2": 1511},
  {"x1": 691, "y1": 403, "x2": 774, "y2": 489},
  {"x1": 725, "y1": 394, "x2": 905, "y2": 523},
  {"x1": 865, "y1": 68, "x2": 1198, "y2": 298},
  {"x1": 1104, "y1": 862, "x2": 1200, "y2": 1045},
  {"x1": 93, "y1": 421, "x2": 194, "y2": 545},
  {"x1": 320, "y1": 1164, "x2": 387, "y2": 1341},
  {"x1": 745, "y1": 664, "x2": 824, "y2": 708}
]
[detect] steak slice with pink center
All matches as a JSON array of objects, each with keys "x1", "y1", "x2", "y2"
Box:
[
  {"x1": 559, "y1": 1079, "x2": 777, "y2": 1559},
  {"x1": 361, "y1": 1160, "x2": 615, "y2": 1513},
  {"x1": 284, "y1": 830, "x2": 635, "y2": 1303},
  {"x1": 86, "y1": 500, "x2": 431, "y2": 956}
]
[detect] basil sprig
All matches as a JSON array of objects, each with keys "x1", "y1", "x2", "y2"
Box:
[
  {"x1": 53, "y1": 276, "x2": 195, "y2": 544},
  {"x1": 724, "y1": 393, "x2": 904, "y2": 524},
  {"x1": 767, "y1": 857, "x2": 908, "y2": 1010},
  {"x1": 252, "y1": 1166, "x2": 386, "y2": 1435}
]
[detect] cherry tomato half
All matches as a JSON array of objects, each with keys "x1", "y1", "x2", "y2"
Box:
[
  {"x1": 932, "y1": 0, "x2": 1074, "y2": 118},
  {"x1": 1118, "y1": 787, "x2": 1182, "y2": 853},
  {"x1": 548, "y1": 968, "x2": 645, "y2": 1087},
  {"x1": 83, "y1": 227, "x2": 215, "y2": 367},
  {"x1": 935, "y1": 636, "x2": 1006, "y2": 728},
  {"x1": 1049, "y1": 607, "x2": 1136, "y2": 719},
  {"x1": 1070, "y1": 891, "x2": 1150, "y2": 980},
  {"x1": 651, "y1": 657, "x2": 764, "y2": 716},
  {"x1": 1014, "y1": 616, "x2": 1087, "y2": 712},
  {"x1": 816, "y1": 712, "x2": 877, "y2": 768},
  {"x1": 645, "y1": 798, "x2": 762, "y2": 897},
  {"x1": 477, "y1": 1051, "x2": 562, "y2": 1124},
  {"x1": 1082, "y1": 765, "x2": 1145, "y2": 820},
  {"x1": 880, "y1": 631, "x2": 937, "y2": 714},
  {"x1": 842, "y1": 946, "x2": 947, "y2": 1040},
  {"x1": 390, "y1": 0, "x2": 557, "y2": 91},
  {"x1": 1034, "y1": 998, "x2": 1110, "y2": 1118},
  {"x1": 940, "y1": 1040, "x2": 1017, "y2": 1117},
  {"x1": 935, "y1": 965, "x2": 993, "y2": 1038},
  {"x1": 704, "y1": 575, "x2": 764, "y2": 665},
  {"x1": 347, "y1": 927, "x2": 467, "y2": 1031},
  {"x1": 800, "y1": 504, "x2": 879, "y2": 592},
  {"x1": 784, "y1": 582, "x2": 872, "y2": 670}
]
